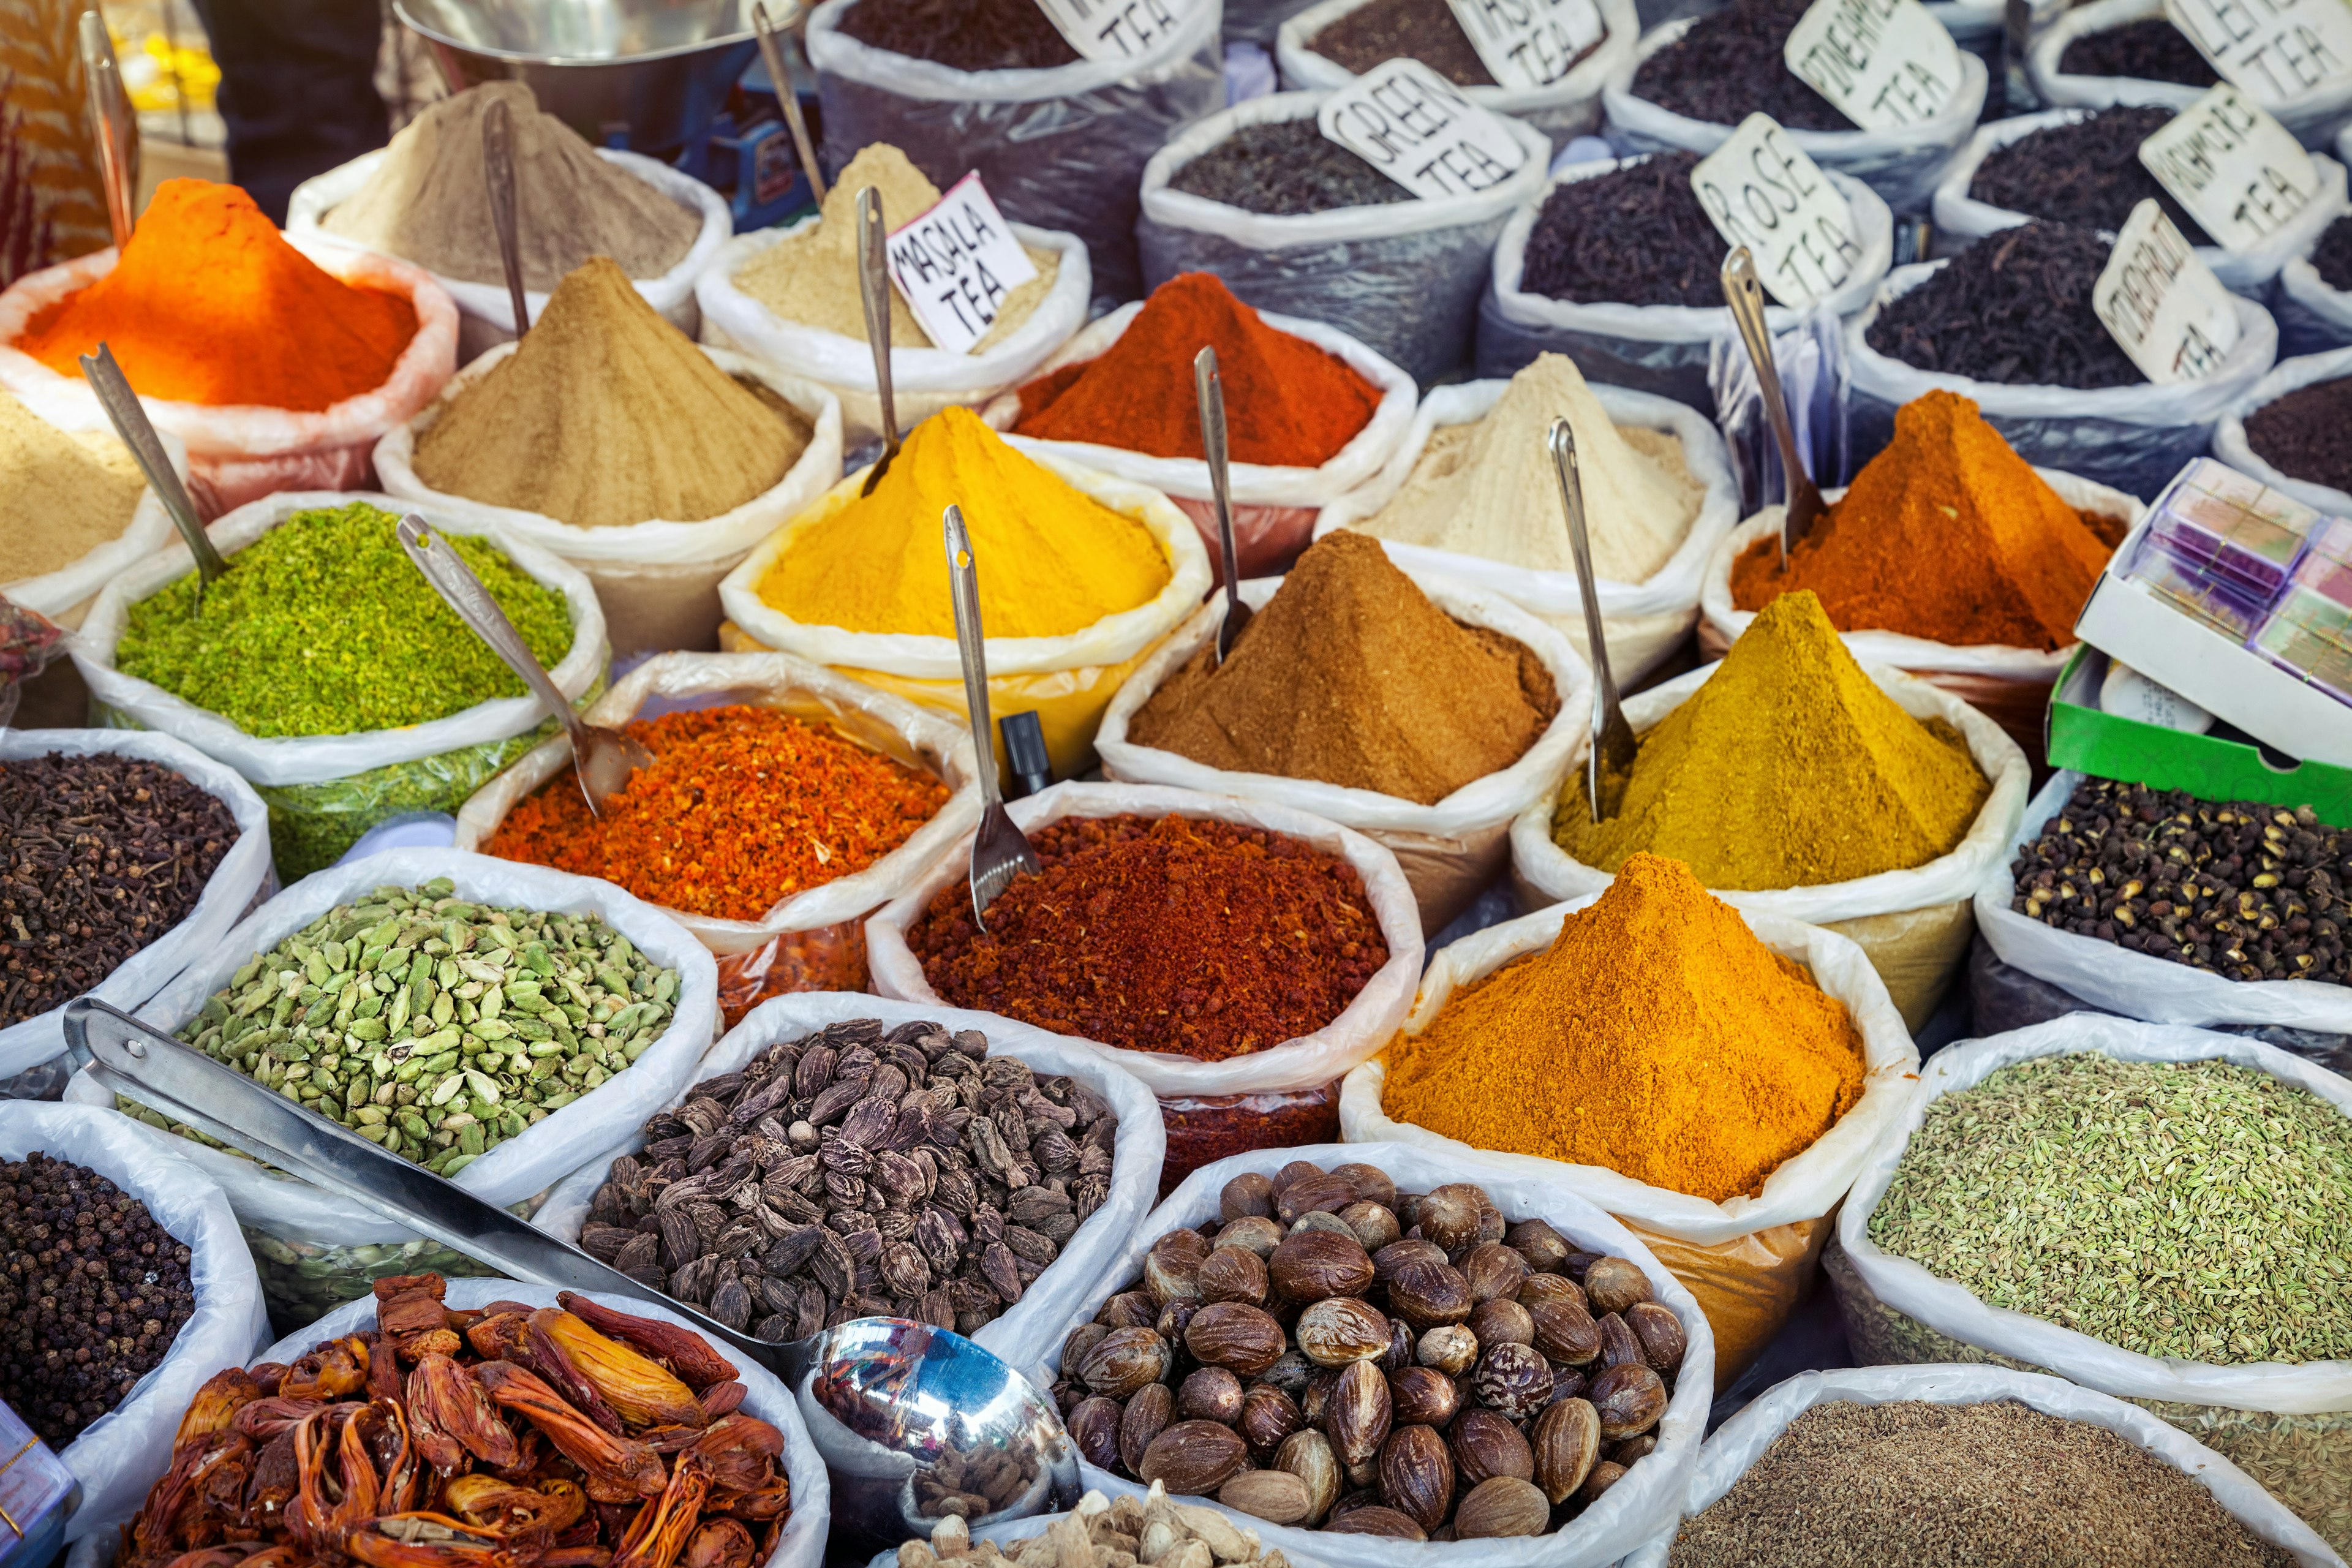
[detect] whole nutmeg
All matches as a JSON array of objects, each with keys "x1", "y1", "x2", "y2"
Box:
[
  {"x1": 1416, "y1": 1323, "x2": 1479, "y2": 1376},
  {"x1": 1325, "y1": 1356, "x2": 1393, "y2": 1469},
  {"x1": 1145, "y1": 1230, "x2": 1212, "y2": 1305},
  {"x1": 1324, "y1": 1506, "x2": 1425, "y2": 1540},
  {"x1": 1197, "y1": 1245, "x2": 1271, "y2": 1306},
  {"x1": 1179, "y1": 1366, "x2": 1244, "y2": 1425},
  {"x1": 1387, "y1": 1365, "x2": 1460, "y2": 1428},
  {"x1": 1529, "y1": 1397, "x2": 1600, "y2": 1505},
  {"x1": 1239, "y1": 1385, "x2": 1303, "y2": 1457},
  {"x1": 1156, "y1": 1299, "x2": 1198, "y2": 1348},
  {"x1": 1371, "y1": 1238, "x2": 1447, "y2": 1287},
  {"x1": 1506, "y1": 1218, "x2": 1571, "y2": 1273},
  {"x1": 1460, "y1": 1243, "x2": 1529, "y2": 1304},
  {"x1": 1387, "y1": 1259, "x2": 1474, "y2": 1330},
  {"x1": 1471, "y1": 1341, "x2": 1555, "y2": 1420},
  {"x1": 1301, "y1": 1366, "x2": 1338, "y2": 1427},
  {"x1": 1118, "y1": 1382, "x2": 1173, "y2": 1476},
  {"x1": 1269, "y1": 1229, "x2": 1375, "y2": 1303},
  {"x1": 1331, "y1": 1163, "x2": 1398, "y2": 1212},
  {"x1": 1054, "y1": 1379, "x2": 1085, "y2": 1417},
  {"x1": 1381, "y1": 1316, "x2": 1414, "y2": 1373},
  {"x1": 1079, "y1": 1327, "x2": 1170, "y2": 1398},
  {"x1": 1214, "y1": 1216, "x2": 1284, "y2": 1257},
  {"x1": 1546, "y1": 1365, "x2": 1588, "y2": 1405},
  {"x1": 1275, "y1": 1159, "x2": 1326, "y2": 1193},
  {"x1": 1097, "y1": 1290, "x2": 1158, "y2": 1330},
  {"x1": 1577, "y1": 1460, "x2": 1627, "y2": 1506},
  {"x1": 1518, "y1": 1273, "x2": 1588, "y2": 1312},
  {"x1": 1377, "y1": 1423, "x2": 1456, "y2": 1532},
  {"x1": 1562, "y1": 1250, "x2": 1604, "y2": 1281},
  {"x1": 1582, "y1": 1257, "x2": 1653, "y2": 1317},
  {"x1": 1061, "y1": 1322, "x2": 1110, "y2": 1376},
  {"x1": 1626, "y1": 1302, "x2": 1686, "y2": 1379},
  {"x1": 1218, "y1": 1469, "x2": 1313, "y2": 1526},
  {"x1": 1455, "y1": 1476, "x2": 1550, "y2": 1539},
  {"x1": 1469, "y1": 1298, "x2": 1534, "y2": 1349},
  {"x1": 1529, "y1": 1296, "x2": 1603, "y2": 1366},
  {"x1": 1186, "y1": 1302, "x2": 1286, "y2": 1376},
  {"x1": 1139, "y1": 1420, "x2": 1248, "y2": 1496},
  {"x1": 1476, "y1": 1203, "x2": 1506, "y2": 1246},
  {"x1": 1611, "y1": 1433, "x2": 1657, "y2": 1467},
  {"x1": 1329, "y1": 1490, "x2": 1381, "y2": 1523},
  {"x1": 1256, "y1": 1350, "x2": 1313, "y2": 1401},
  {"x1": 1278, "y1": 1170, "x2": 1360, "y2": 1226},
  {"x1": 1297, "y1": 1297, "x2": 1392, "y2": 1367},
  {"x1": 1450, "y1": 1407, "x2": 1533, "y2": 1487},
  {"x1": 1069, "y1": 1395, "x2": 1123, "y2": 1473},
  {"x1": 1338, "y1": 1201, "x2": 1401, "y2": 1254},
  {"x1": 1289, "y1": 1212, "x2": 1357, "y2": 1240},
  {"x1": 1415, "y1": 1184, "x2": 1489, "y2": 1253},
  {"x1": 1596, "y1": 1312, "x2": 1643, "y2": 1371},
  {"x1": 1221, "y1": 1172, "x2": 1276, "y2": 1221},
  {"x1": 1275, "y1": 1428, "x2": 1342, "y2": 1523},
  {"x1": 1588, "y1": 1362, "x2": 1668, "y2": 1441}
]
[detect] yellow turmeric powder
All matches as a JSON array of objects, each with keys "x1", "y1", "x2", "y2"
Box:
[
  {"x1": 1383, "y1": 853, "x2": 1866, "y2": 1203},
  {"x1": 757, "y1": 405, "x2": 1171, "y2": 639}
]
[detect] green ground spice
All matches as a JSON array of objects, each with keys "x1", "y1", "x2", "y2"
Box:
[
  {"x1": 1868, "y1": 1053, "x2": 2352, "y2": 1365},
  {"x1": 116, "y1": 500, "x2": 573, "y2": 737}
]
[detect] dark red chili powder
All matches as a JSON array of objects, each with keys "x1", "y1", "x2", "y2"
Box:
[{"x1": 907, "y1": 813, "x2": 1390, "y2": 1060}]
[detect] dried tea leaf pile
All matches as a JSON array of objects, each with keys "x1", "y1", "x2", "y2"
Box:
[
  {"x1": 2058, "y1": 18, "x2": 2221, "y2": 86},
  {"x1": 1866, "y1": 223, "x2": 2146, "y2": 390},
  {"x1": 1517, "y1": 153, "x2": 1736, "y2": 309},
  {"x1": 1969, "y1": 107, "x2": 2212, "y2": 243}
]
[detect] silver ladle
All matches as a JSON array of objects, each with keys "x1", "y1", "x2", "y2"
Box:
[
  {"x1": 858, "y1": 186, "x2": 903, "y2": 495},
  {"x1": 1549, "y1": 417, "x2": 1637, "y2": 823},
  {"x1": 946, "y1": 503, "x2": 1041, "y2": 928},
  {"x1": 1720, "y1": 246, "x2": 1826, "y2": 561},
  {"x1": 1192, "y1": 346, "x2": 1253, "y2": 663},
  {"x1": 81, "y1": 345, "x2": 226, "y2": 594},
  {"x1": 77, "y1": 10, "x2": 134, "y2": 250},
  {"x1": 752, "y1": 1, "x2": 827, "y2": 209},
  {"x1": 396, "y1": 513, "x2": 650, "y2": 816},
  {"x1": 59, "y1": 997, "x2": 1079, "y2": 1558},
  {"x1": 483, "y1": 94, "x2": 532, "y2": 336}
]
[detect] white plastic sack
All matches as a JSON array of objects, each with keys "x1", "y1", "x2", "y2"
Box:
[
  {"x1": 1697, "y1": 466, "x2": 2147, "y2": 679},
  {"x1": 453, "y1": 650, "x2": 982, "y2": 957},
  {"x1": 1275, "y1": 0, "x2": 1640, "y2": 143},
  {"x1": 1601, "y1": 18, "x2": 1989, "y2": 213},
  {"x1": 2, "y1": 424, "x2": 188, "y2": 627},
  {"x1": 867, "y1": 781, "x2": 1424, "y2": 1098},
  {"x1": 0, "y1": 236, "x2": 459, "y2": 511},
  {"x1": 1618, "y1": 1363, "x2": 2343, "y2": 1568},
  {"x1": 1477, "y1": 157, "x2": 1894, "y2": 410},
  {"x1": 2212, "y1": 342, "x2": 2352, "y2": 513},
  {"x1": 1975, "y1": 770, "x2": 2352, "y2": 1035},
  {"x1": 2030, "y1": 0, "x2": 2352, "y2": 150},
  {"x1": 532, "y1": 991, "x2": 1165, "y2": 1374},
  {"x1": 804, "y1": 0, "x2": 1226, "y2": 309},
  {"x1": 1134, "y1": 91, "x2": 1556, "y2": 384},
  {"x1": 1041, "y1": 1141, "x2": 1715, "y2": 1568},
  {"x1": 253, "y1": 1278, "x2": 831, "y2": 1568},
  {"x1": 0, "y1": 1102, "x2": 268, "y2": 1546},
  {"x1": 1093, "y1": 570, "x2": 1588, "y2": 933},
  {"x1": 1931, "y1": 108, "x2": 2351, "y2": 295},
  {"x1": 2275, "y1": 255, "x2": 2352, "y2": 356},
  {"x1": 1846, "y1": 260, "x2": 2279, "y2": 501},
  {"x1": 698, "y1": 221, "x2": 1091, "y2": 447},
  {"x1": 0, "y1": 729, "x2": 273, "y2": 1081},
  {"x1": 1312, "y1": 377, "x2": 1743, "y2": 683}
]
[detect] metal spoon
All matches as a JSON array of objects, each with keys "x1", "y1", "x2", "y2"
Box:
[
  {"x1": 752, "y1": 1, "x2": 827, "y2": 209},
  {"x1": 1720, "y1": 246, "x2": 1826, "y2": 561},
  {"x1": 482, "y1": 94, "x2": 532, "y2": 336},
  {"x1": 858, "y1": 186, "x2": 902, "y2": 496},
  {"x1": 77, "y1": 11, "x2": 134, "y2": 249},
  {"x1": 395, "y1": 513, "x2": 650, "y2": 816},
  {"x1": 59, "y1": 996, "x2": 1079, "y2": 1557},
  {"x1": 80, "y1": 345, "x2": 225, "y2": 592},
  {"x1": 1192, "y1": 346, "x2": 1253, "y2": 663},
  {"x1": 1550, "y1": 417, "x2": 1637, "y2": 823},
  {"x1": 946, "y1": 504, "x2": 1041, "y2": 928}
]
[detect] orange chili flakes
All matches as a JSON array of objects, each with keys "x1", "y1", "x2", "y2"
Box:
[{"x1": 483, "y1": 705, "x2": 951, "y2": 921}]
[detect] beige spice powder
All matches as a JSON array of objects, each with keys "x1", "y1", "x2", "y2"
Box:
[{"x1": 0, "y1": 390, "x2": 146, "y2": 584}]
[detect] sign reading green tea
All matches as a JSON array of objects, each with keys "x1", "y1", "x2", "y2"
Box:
[
  {"x1": 1784, "y1": 0, "x2": 1966, "y2": 130},
  {"x1": 2093, "y1": 199, "x2": 2242, "y2": 383},
  {"x1": 1032, "y1": 0, "x2": 1197, "y2": 60},
  {"x1": 1691, "y1": 113, "x2": 1863, "y2": 306},
  {"x1": 1317, "y1": 58, "x2": 1532, "y2": 198},
  {"x1": 2139, "y1": 85, "x2": 2323, "y2": 251},
  {"x1": 2163, "y1": 0, "x2": 2352, "y2": 107},
  {"x1": 1441, "y1": 0, "x2": 1607, "y2": 87},
  {"x1": 885, "y1": 173, "x2": 1038, "y2": 356}
]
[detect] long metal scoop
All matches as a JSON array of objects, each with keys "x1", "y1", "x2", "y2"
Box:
[
  {"x1": 59, "y1": 997, "x2": 1077, "y2": 1557},
  {"x1": 752, "y1": 1, "x2": 827, "y2": 209},
  {"x1": 78, "y1": 11, "x2": 134, "y2": 249},
  {"x1": 946, "y1": 504, "x2": 1041, "y2": 928},
  {"x1": 1550, "y1": 417, "x2": 1637, "y2": 823},
  {"x1": 81, "y1": 345, "x2": 225, "y2": 593},
  {"x1": 1193, "y1": 346, "x2": 1253, "y2": 663},
  {"x1": 1721, "y1": 246, "x2": 1826, "y2": 562},
  {"x1": 858, "y1": 186, "x2": 902, "y2": 496},
  {"x1": 396, "y1": 513, "x2": 650, "y2": 816},
  {"x1": 483, "y1": 94, "x2": 532, "y2": 335}
]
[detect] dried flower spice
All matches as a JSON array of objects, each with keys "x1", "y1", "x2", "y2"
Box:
[
  {"x1": 0, "y1": 1152, "x2": 196, "y2": 1447},
  {"x1": 483, "y1": 706, "x2": 951, "y2": 921},
  {"x1": 907, "y1": 814, "x2": 1389, "y2": 1061},
  {"x1": 1868, "y1": 1053, "x2": 2352, "y2": 1364},
  {"x1": 118, "y1": 1275, "x2": 793, "y2": 1568},
  {"x1": 580, "y1": 1016, "x2": 1119, "y2": 1339}
]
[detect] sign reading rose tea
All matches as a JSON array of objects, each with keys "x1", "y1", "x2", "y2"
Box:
[
  {"x1": 1317, "y1": 58, "x2": 1532, "y2": 198},
  {"x1": 885, "y1": 173, "x2": 1039, "y2": 356},
  {"x1": 1691, "y1": 114, "x2": 1864, "y2": 306}
]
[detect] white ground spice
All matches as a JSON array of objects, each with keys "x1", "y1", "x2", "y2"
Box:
[{"x1": 0, "y1": 390, "x2": 145, "y2": 584}]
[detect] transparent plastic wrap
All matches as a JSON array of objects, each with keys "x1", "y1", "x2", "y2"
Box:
[
  {"x1": 2274, "y1": 257, "x2": 2352, "y2": 356},
  {"x1": 1845, "y1": 262, "x2": 2279, "y2": 501},
  {"x1": 0, "y1": 596, "x2": 66, "y2": 725},
  {"x1": 1155, "y1": 1079, "x2": 1340, "y2": 1196},
  {"x1": 1340, "y1": 899, "x2": 1918, "y2": 1388},
  {"x1": 1827, "y1": 1014, "x2": 2352, "y2": 1556},
  {"x1": 1931, "y1": 110, "x2": 2352, "y2": 295},
  {"x1": 2211, "y1": 342, "x2": 2352, "y2": 514},
  {"x1": 1133, "y1": 91, "x2": 1555, "y2": 383},
  {"x1": 529, "y1": 991, "x2": 1165, "y2": 1374},
  {"x1": 1616, "y1": 1363, "x2": 2342, "y2": 1568},
  {"x1": 67, "y1": 489, "x2": 610, "y2": 880},
  {"x1": 1226, "y1": 0, "x2": 1323, "y2": 47},
  {"x1": 2029, "y1": 0, "x2": 2352, "y2": 151},
  {"x1": 1601, "y1": 17, "x2": 1991, "y2": 214},
  {"x1": 1476, "y1": 157, "x2": 1893, "y2": 411},
  {"x1": 805, "y1": 0, "x2": 1226, "y2": 309}
]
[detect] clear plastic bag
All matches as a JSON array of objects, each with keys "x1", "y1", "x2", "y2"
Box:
[
  {"x1": 1845, "y1": 262, "x2": 2279, "y2": 501},
  {"x1": 529, "y1": 991, "x2": 1165, "y2": 1374},
  {"x1": 2211, "y1": 342, "x2": 2352, "y2": 514},
  {"x1": 2029, "y1": 0, "x2": 2352, "y2": 151},
  {"x1": 0, "y1": 597, "x2": 66, "y2": 725},
  {"x1": 804, "y1": 0, "x2": 1226, "y2": 309},
  {"x1": 2274, "y1": 257, "x2": 2352, "y2": 357},
  {"x1": 1476, "y1": 158, "x2": 1894, "y2": 412}
]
